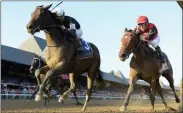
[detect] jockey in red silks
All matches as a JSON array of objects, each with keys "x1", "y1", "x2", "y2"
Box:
[{"x1": 134, "y1": 16, "x2": 168, "y2": 69}]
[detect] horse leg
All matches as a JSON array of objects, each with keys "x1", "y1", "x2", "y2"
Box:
[
  {"x1": 162, "y1": 72, "x2": 180, "y2": 103},
  {"x1": 155, "y1": 78, "x2": 168, "y2": 110},
  {"x1": 73, "y1": 90, "x2": 81, "y2": 105},
  {"x1": 62, "y1": 73, "x2": 77, "y2": 101},
  {"x1": 43, "y1": 84, "x2": 52, "y2": 108},
  {"x1": 37, "y1": 61, "x2": 69, "y2": 101},
  {"x1": 35, "y1": 73, "x2": 41, "y2": 86},
  {"x1": 120, "y1": 68, "x2": 138, "y2": 112},
  {"x1": 149, "y1": 76, "x2": 158, "y2": 111},
  {"x1": 36, "y1": 69, "x2": 56, "y2": 101},
  {"x1": 35, "y1": 65, "x2": 50, "y2": 85},
  {"x1": 82, "y1": 71, "x2": 95, "y2": 111},
  {"x1": 35, "y1": 65, "x2": 50, "y2": 101},
  {"x1": 58, "y1": 85, "x2": 64, "y2": 103}
]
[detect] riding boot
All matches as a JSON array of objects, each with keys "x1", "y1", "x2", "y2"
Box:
[
  {"x1": 155, "y1": 46, "x2": 166, "y2": 63},
  {"x1": 68, "y1": 29, "x2": 83, "y2": 51}
]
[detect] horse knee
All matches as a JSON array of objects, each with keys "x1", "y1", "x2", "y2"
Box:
[
  {"x1": 87, "y1": 89, "x2": 92, "y2": 94},
  {"x1": 35, "y1": 69, "x2": 40, "y2": 77},
  {"x1": 70, "y1": 84, "x2": 76, "y2": 91}
]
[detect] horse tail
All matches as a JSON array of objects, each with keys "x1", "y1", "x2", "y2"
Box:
[
  {"x1": 97, "y1": 69, "x2": 103, "y2": 82},
  {"x1": 162, "y1": 52, "x2": 172, "y2": 71}
]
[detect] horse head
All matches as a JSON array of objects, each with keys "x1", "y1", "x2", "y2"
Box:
[
  {"x1": 26, "y1": 4, "x2": 60, "y2": 35},
  {"x1": 118, "y1": 28, "x2": 141, "y2": 61},
  {"x1": 29, "y1": 54, "x2": 45, "y2": 73}
]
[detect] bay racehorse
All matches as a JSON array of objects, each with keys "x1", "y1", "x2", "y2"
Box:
[
  {"x1": 118, "y1": 28, "x2": 180, "y2": 112},
  {"x1": 29, "y1": 54, "x2": 84, "y2": 105},
  {"x1": 26, "y1": 4, "x2": 103, "y2": 111}
]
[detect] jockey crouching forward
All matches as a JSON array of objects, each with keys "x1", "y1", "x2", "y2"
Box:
[
  {"x1": 134, "y1": 16, "x2": 168, "y2": 70},
  {"x1": 53, "y1": 8, "x2": 84, "y2": 51}
]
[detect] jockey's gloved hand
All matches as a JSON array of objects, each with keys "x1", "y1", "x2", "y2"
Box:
[
  {"x1": 140, "y1": 36, "x2": 145, "y2": 41},
  {"x1": 69, "y1": 29, "x2": 76, "y2": 37},
  {"x1": 140, "y1": 36, "x2": 149, "y2": 43},
  {"x1": 135, "y1": 29, "x2": 142, "y2": 37},
  {"x1": 69, "y1": 29, "x2": 76, "y2": 34}
]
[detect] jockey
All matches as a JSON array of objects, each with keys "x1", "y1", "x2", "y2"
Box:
[
  {"x1": 53, "y1": 7, "x2": 84, "y2": 51},
  {"x1": 134, "y1": 16, "x2": 168, "y2": 68}
]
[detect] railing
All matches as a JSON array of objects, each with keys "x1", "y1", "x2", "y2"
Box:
[{"x1": 2, "y1": 94, "x2": 181, "y2": 100}]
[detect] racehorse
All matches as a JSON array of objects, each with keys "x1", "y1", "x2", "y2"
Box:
[
  {"x1": 27, "y1": 4, "x2": 103, "y2": 111},
  {"x1": 118, "y1": 28, "x2": 180, "y2": 112},
  {"x1": 29, "y1": 54, "x2": 84, "y2": 105}
]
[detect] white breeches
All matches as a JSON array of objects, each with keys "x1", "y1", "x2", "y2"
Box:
[
  {"x1": 150, "y1": 35, "x2": 160, "y2": 48},
  {"x1": 70, "y1": 23, "x2": 83, "y2": 38}
]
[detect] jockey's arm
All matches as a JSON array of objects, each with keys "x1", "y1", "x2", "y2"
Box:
[
  {"x1": 69, "y1": 23, "x2": 76, "y2": 29},
  {"x1": 133, "y1": 26, "x2": 142, "y2": 37},
  {"x1": 148, "y1": 26, "x2": 158, "y2": 40}
]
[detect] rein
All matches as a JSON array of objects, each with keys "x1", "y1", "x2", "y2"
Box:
[
  {"x1": 33, "y1": 24, "x2": 67, "y2": 47},
  {"x1": 124, "y1": 33, "x2": 142, "y2": 58}
]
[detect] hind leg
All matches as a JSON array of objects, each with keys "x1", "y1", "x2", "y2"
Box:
[
  {"x1": 58, "y1": 85, "x2": 64, "y2": 103},
  {"x1": 82, "y1": 70, "x2": 96, "y2": 111},
  {"x1": 62, "y1": 73, "x2": 77, "y2": 100},
  {"x1": 162, "y1": 72, "x2": 180, "y2": 103},
  {"x1": 73, "y1": 90, "x2": 82, "y2": 105},
  {"x1": 149, "y1": 76, "x2": 158, "y2": 111},
  {"x1": 155, "y1": 78, "x2": 168, "y2": 109}
]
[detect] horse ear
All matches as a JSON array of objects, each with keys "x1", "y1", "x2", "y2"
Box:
[
  {"x1": 38, "y1": 5, "x2": 43, "y2": 8},
  {"x1": 44, "y1": 4, "x2": 52, "y2": 10},
  {"x1": 124, "y1": 28, "x2": 128, "y2": 33}
]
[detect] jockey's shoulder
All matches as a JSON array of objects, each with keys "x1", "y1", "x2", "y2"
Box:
[
  {"x1": 148, "y1": 23, "x2": 156, "y2": 27},
  {"x1": 65, "y1": 15, "x2": 76, "y2": 21}
]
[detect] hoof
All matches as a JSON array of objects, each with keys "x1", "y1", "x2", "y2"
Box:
[
  {"x1": 165, "y1": 106, "x2": 177, "y2": 111},
  {"x1": 58, "y1": 99, "x2": 64, "y2": 104},
  {"x1": 176, "y1": 98, "x2": 180, "y2": 103},
  {"x1": 120, "y1": 106, "x2": 127, "y2": 112},
  {"x1": 82, "y1": 108, "x2": 86, "y2": 112},
  {"x1": 58, "y1": 96, "x2": 64, "y2": 104},
  {"x1": 35, "y1": 95, "x2": 42, "y2": 101},
  {"x1": 150, "y1": 108, "x2": 156, "y2": 112}
]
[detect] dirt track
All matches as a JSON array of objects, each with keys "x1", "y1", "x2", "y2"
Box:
[{"x1": 1, "y1": 99, "x2": 182, "y2": 113}]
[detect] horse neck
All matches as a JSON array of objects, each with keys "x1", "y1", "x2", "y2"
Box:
[
  {"x1": 44, "y1": 16, "x2": 67, "y2": 46},
  {"x1": 40, "y1": 58, "x2": 46, "y2": 66},
  {"x1": 132, "y1": 40, "x2": 146, "y2": 60},
  {"x1": 44, "y1": 27, "x2": 67, "y2": 46}
]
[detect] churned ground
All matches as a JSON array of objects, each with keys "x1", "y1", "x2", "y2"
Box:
[{"x1": 1, "y1": 99, "x2": 182, "y2": 113}]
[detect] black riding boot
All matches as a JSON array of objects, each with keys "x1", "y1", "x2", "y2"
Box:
[{"x1": 155, "y1": 46, "x2": 166, "y2": 63}]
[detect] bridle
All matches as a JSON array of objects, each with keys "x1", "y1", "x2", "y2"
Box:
[
  {"x1": 31, "y1": 13, "x2": 67, "y2": 47},
  {"x1": 121, "y1": 33, "x2": 142, "y2": 58}
]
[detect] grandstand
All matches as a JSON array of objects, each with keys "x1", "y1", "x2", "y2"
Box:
[{"x1": 1, "y1": 35, "x2": 180, "y2": 100}]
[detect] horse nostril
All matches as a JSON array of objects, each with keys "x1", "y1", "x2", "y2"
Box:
[
  {"x1": 122, "y1": 53, "x2": 126, "y2": 58},
  {"x1": 27, "y1": 24, "x2": 33, "y2": 29},
  {"x1": 29, "y1": 25, "x2": 33, "y2": 29}
]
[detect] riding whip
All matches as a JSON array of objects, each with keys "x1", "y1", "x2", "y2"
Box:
[{"x1": 51, "y1": 1, "x2": 63, "y2": 11}]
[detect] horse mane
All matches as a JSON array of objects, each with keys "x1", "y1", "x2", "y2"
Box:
[
  {"x1": 47, "y1": 10, "x2": 61, "y2": 25},
  {"x1": 127, "y1": 29, "x2": 134, "y2": 33},
  {"x1": 39, "y1": 56, "x2": 47, "y2": 66}
]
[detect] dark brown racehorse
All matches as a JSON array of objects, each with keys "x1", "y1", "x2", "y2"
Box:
[
  {"x1": 26, "y1": 4, "x2": 102, "y2": 111},
  {"x1": 29, "y1": 55, "x2": 83, "y2": 105},
  {"x1": 118, "y1": 28, "x2": 180, "y2": 112}
]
